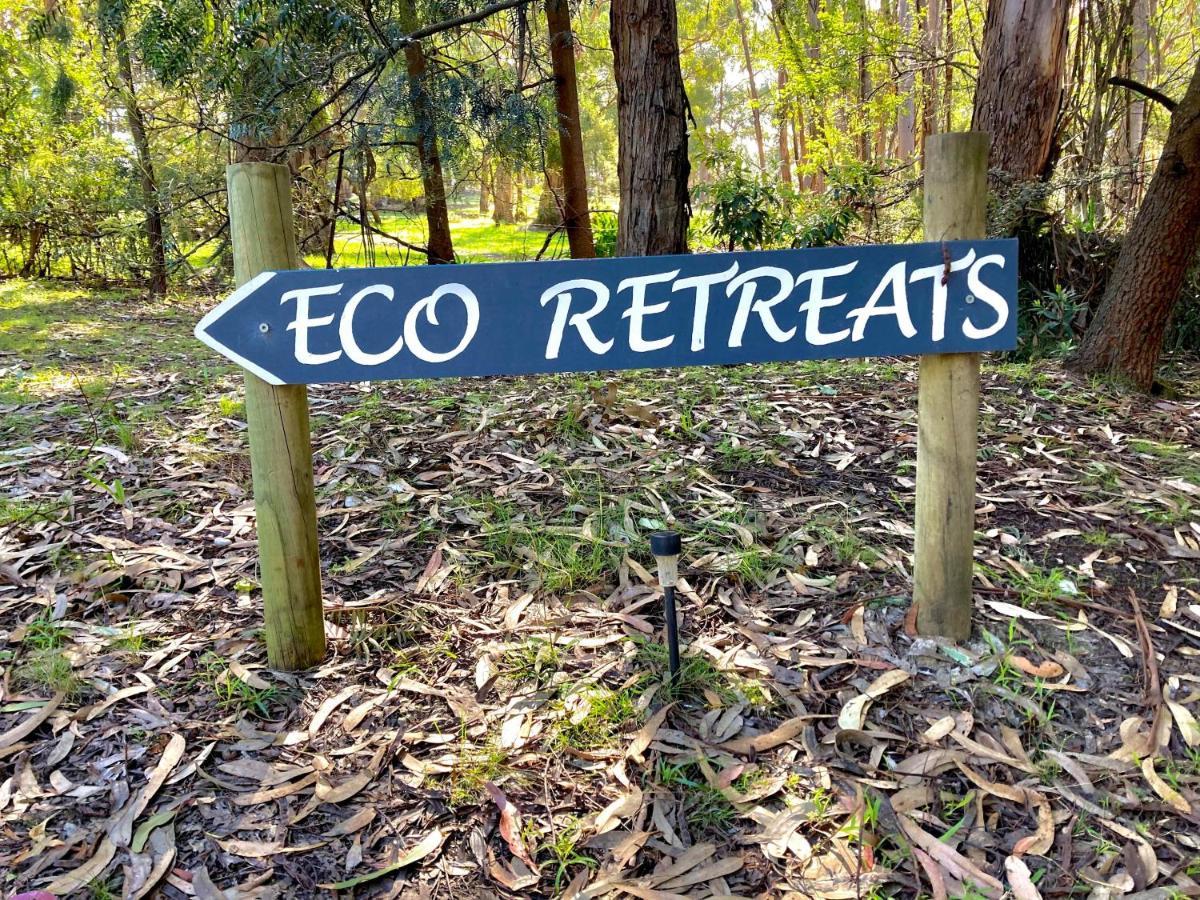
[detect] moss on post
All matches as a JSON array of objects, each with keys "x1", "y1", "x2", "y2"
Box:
[
  {"x1": 227, "y1": 162, "x2": 325, "y2": 670},
  {"x1": 913, "y1": 132, "x2": 989, "y2": 642}
]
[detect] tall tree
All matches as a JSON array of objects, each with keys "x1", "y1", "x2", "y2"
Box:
[
  {"x1": 732, "y1": 0, "x2": 766, "y2": 170},
  {"x1": 896, "y1": 0, "x2": 917, "y2": 158},
  {"x1": 776, "y1": 67, "x2": 792, "y2": 186},
  {"x1": 398, "y1": 0, "x2": 455, "y2": 265},
  {"x1": 610, "y1": 0, "x2": 690, "y2": 255},
  {"x1": 1075, "y1": 61, "x2": 1200, "y2": 390},
  {"x1": 108, "y1": 18, "x2": 168, "y2": 296},
  {"x1": 545, "y1": 0, "x2": 595, "y2": 258},
  {"x1": 921, "y1": 0, "x2": 940, "y2": 152},
  {"x1": 970, "y1": 0, "x2": 1070, "y2": 179}
]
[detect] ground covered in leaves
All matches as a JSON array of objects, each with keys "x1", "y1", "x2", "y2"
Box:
[{"x1": 1, "y1": 279, "x2": 1200, "y2": 899}]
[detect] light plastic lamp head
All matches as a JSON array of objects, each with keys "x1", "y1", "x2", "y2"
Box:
[{"x1": 650, "y1": 531, "x2": 681, "y2": 588}]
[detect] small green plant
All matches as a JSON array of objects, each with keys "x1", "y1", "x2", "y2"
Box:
[
  {"x1": 108, "y1": 624, "x2": 146, "y2": 654},
  {"x1": 218, "y1": 396, "x2": 245, "y2": 419},
  {"x1": 16, "y1": 650, "x2": 82, "y2": 697},
  {"x1": 807, "y1": 785, "x2": 835, "y2": 819},
  {"x1": 502, "y1": 638, "x2": 563, "y2": 688},
  {"x1": 23, "y1": 611, "x2": 67, "y2": 652},
  {"x1": 555, "y1": 403, "x2": 589, "y2": 440},
  {"x1": 541, "y1": 817, "x2": 597, "y2": 891},
  {"x1": 195, "y1": 652, "x2": 279, "y2": 718},
  {"x1": 1015, "y1": 284, "x2": 1083, "y2": 360},
  {"x1": 446, "y1": 744, "x2": 511, "y2": 808},
  {"x1": 654, "y1": 760, "x2": 738, "y2": 834},
  {"x1": 552, "y1": 685, "x2": 642, "y2": 751},
  {"x1": 1082, "y1": 529, "x2": 1113, "y2": 547},
  {"x1": 1011, "y1": 566, "x2": 1074, "y2": 608},
  {"x1": 809, "y1": 517, "x2": 875, "y2": 566},
  {"x1": 635, "y1": 641, "x2": 762, "y2": 707},
  {"x1": 714, "y1": 437, "x2": 762, "y2": 468},
  {"x1": 88, "y1": 877, "x2": 120, "y2": 900},
  {"x1": 591, "y1": 211, "x2": 618, "y2": 258}
]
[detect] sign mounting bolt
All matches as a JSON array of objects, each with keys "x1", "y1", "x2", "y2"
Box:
[{"x1": 259, "y1": 322, "x2": 270, "y2": 333}]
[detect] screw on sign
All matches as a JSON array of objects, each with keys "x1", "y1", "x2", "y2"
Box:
[{"x1": 204, "y1": 134, "x2": 1003, "y2": 670}]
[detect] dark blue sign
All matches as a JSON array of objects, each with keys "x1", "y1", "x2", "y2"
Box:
[{"x1": 195, "y1": 240, "x2": 1017, "y2": 385}]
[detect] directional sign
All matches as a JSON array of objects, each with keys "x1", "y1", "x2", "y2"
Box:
[{"x1": 195, "y1": 239, "x2": 1017, "y2": 385}]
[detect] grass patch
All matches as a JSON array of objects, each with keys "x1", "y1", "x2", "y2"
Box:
[
  {"x1": 540, "y1": 817, "x2": 597, "y2": 892},
  {"x1": 655, "y1": 760, "x2": 737, "y2": 835},
  {"x1": 635, "y1": 641, "x2": 770, "y2": 708},
  {"x1": 552, "y1": 684, "x2": 643, "y2": 751},
  {"x1": 22, "y1": 611, "x2": 68, "y2": 652},
  {"x1": 1009, "y1": 566, "x2": 1076, "y2": 608},
  {"x1": 16, "y1": 650, "x2": 83, "y2": 697},
  {"x1": 0, "y1": 496, "x2": 62, "y2": 527},
  {"x1": 445, "y1": 744, "x2": 512, "y2": 808},
  {"x1": 502, "y1": 637, "x2": 564, "y2": 689},
  {"x1": 194, "y1": 652, "x2": 280, "y2": 718}
]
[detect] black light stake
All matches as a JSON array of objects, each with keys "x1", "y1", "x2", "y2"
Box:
[{"x1": 650, "y1": 531, "x2": 682, "y2": 680}]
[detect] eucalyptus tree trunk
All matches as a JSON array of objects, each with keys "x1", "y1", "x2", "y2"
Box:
[
  {"x1": 896, "y1": 0, "x2": 916, "y2": 158},
  {"x1": 1116, "y1": 0, "x2": 1154, "y2": 212},
  {"x1": 545, "y1": 0, "x2": 595, "y2": 257},
  {"x1": 777, "y1": 68, "x2": 792, "y2": 186},
  {"x1": 732, "y1": 0, "x2": 766, "y2": 170},
  {"x1": 492, "y1": 164, "x2": 516, "y2": 224},
  {"x1": 113, "y1": 22, "x2": 168, "y2": 296},
  {"x1": 970, "y1": 0, "x2": 1070, "y2": 180},
  {"x1": 1075, "y1": 60, "x2": 1200, "y2": 391},
  {"x1": 399, "y1": 0, "x2": 455, "y2": 264},
  {"x1": 479, "y1": 153, "x2": 491, "y2": 214},
  {"x1": 855, "y1": 0, "x2": 870, "y2": 163},
  {"x1": 610, "y1": 0, "x2": 690, "y2": 255},
  {"x1": 921, "y1": 0, "x2": 940, "y2": 157}
]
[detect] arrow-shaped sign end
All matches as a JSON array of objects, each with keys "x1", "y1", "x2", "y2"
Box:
[{"x1": 194, "y1": 272, "x2": 288, "y2": 386}]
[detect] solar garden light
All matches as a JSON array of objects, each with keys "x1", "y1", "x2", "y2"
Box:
[{"x1": 650, "y1": 531, "x2": 682, "y2": 680}]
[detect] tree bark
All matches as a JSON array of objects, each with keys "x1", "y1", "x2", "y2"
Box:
[
  {"x1": 113, "y1": 22, "x2": 168, "y2": 296},
  {"x1": 732, "y1": 0, "x2": 766, "y2": 170},
  {"x1": 856, "y1": 0, "x2": 871, "y2": 163},
  {"x1": 970, "y1": 0, "x2": 1070, "y2": 180},
  {"x1": 545, "y1": 0, "x2": 595, "y2": 257},
  {"x1": 1075, "y1": 60, "x2": 1200, "y2": 391},
  {"x1": 535, "y1": 165, "x2": 565, "y2": 227},
  {"x1": 921, "y1": 0, "x2": 940, "y2": 157},
  {"x1": 777, "y1": 68, "x2": 792, "y2": 186},
  {"x1": 896, "y1": 0, "x2": 917, "y2": 158},
  {"x1": 479, "y1": 153, "x2": 492, "y2": 214},
  {"x1": 1117, "y1": 0, "x2": 1154, "y2": 212},
  {"x1": 610, "y1": 0, "x2": 690, "y2": 256},
  {"x1": 399, "y1": 0, "x2": 455, "y2": 264},
  {"x1": 492, "y1": 163, "x2": 516, "y2": 224}
]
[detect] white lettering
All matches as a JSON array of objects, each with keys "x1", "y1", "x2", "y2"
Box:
[
  {"x1": 963, "y1": 254, "x2": 1009, "y2": 339},
  {"x1": 339, "y1": 284, "x2": 405, "y2": 365},
  {"x1": 672, "y1": 262, "x2": 739, "y2": 351},
  {"x1": 540, "y1": 279, "x2": 614, "y2": 359},
  {"x1": 846, "y1": 261, "x2": 917, "y2": 341},
  {"x1": 727, "y1": 266, "x2": 796, "y2": 347},
  {"x1": 282, "y1": 283, "x2": 343, "y2": 365},
  {"x1": 619, "y1": 269, "x2": 679, "y2": 353},
  {"x1": 795, "y1": 262, "x2": 857, "y2": 346},
  {"x1": 910, "y1": 249, "x2": 975, "y2": 341},
  {"x1": 403, "y1": 283, "x2": 479, "y2": 364}
]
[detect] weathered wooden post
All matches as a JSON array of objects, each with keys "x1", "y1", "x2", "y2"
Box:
[
  {"x1": 226, "y1": 162, "x2": 325, "y2": 670},
  {"x1": 913, "y1": 132, "x2": 989, "y2": 641}
]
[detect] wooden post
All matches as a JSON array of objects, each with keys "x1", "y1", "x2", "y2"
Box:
[
  {"x1": 226, "y1": 163, "x2": 325, "y2": 670},
  {"x1": 913, "y1": 132, "x2": 989, "y2": 641}
]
